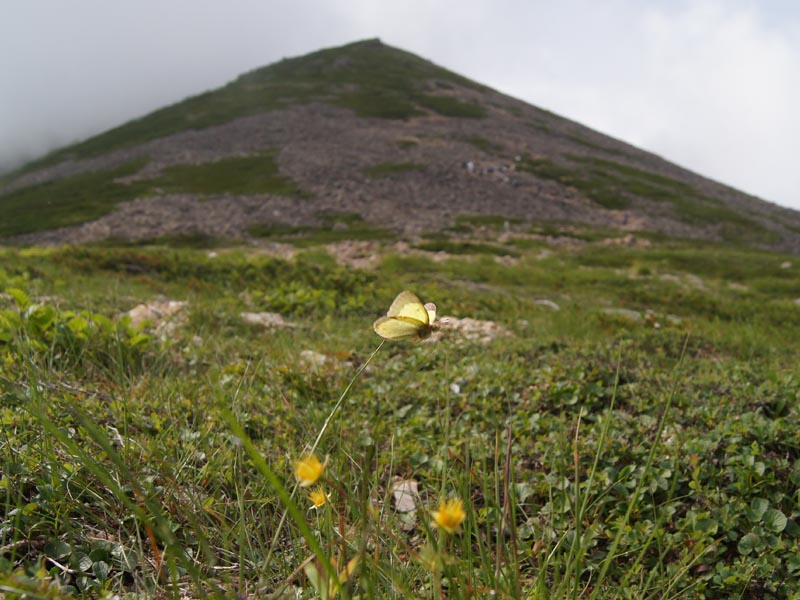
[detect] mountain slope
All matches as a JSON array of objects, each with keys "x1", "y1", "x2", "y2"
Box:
[{"x1": 2, "y1": 38, "x2": 800, "y2": 252}]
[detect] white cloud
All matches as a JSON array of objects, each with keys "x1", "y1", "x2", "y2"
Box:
[
  {"x1": 634, "y1": 3, "x2": 800, "y2": 205},
  {"x1": 483, "y1": 1, "x2": 800, "y2": 208}
]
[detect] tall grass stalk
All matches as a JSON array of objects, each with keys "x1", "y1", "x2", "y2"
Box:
[{"x1": 223, "y1": 413, "x2": 338, "y2": 592}]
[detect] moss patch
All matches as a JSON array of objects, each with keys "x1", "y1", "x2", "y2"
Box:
[
  {"x1": 337, "y1": 91, "x2": 422, "y2": 120},
  {"x1": 0, "y1": 152, "x2": 306, "y2": 238},
  {"x1": 416, "y1": 94, "x2": 486, "y2": 118},
  {"x1": 152, "y1": 152, "x2": 304, "y2": 197},
  {"x1": 248, "y1": 213, "x2": 392, "y2": 245},
  {"x1": 0, "y1": 159, "x2": 150, "y2": 237},
  {"x1": 518, "y1": 155, "x2": 774, "y2": 242},
  {"x1": 455, "y1": 214, "x2": 522, "y2": 228},
  {"x1": 464, "y1": 136, "x2": 503, "y2": 154},
  {"x1": 413, "y1": 240, "x2": 521, "y2": 257},
  {"x1": 364, "y1": 162, "x2": 425, "y2": 179}
]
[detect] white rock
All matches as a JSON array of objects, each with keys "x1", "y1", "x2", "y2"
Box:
[
  {"x1": 126, "y1": 300, "x2": 187, "y2": 330},
  {"x1": 299, "y1": 350, "x2": 327, "y2": 369},
  {"x1": 240, "y1": 312, "x2": 295, "y2": 328},
  {"x1": 390, "y1": 478, "x2": 420, "y2": 514},
  {"x1": 431, "y1": 316, "x2": 512, "y2": 344},
  {"x1": 602, "y1": 308, "x2": 642, "y2": 321},
  {"x1": 534, "y1": 299, "x2": 560, "y2": 311},
  {"x1": 390, "y1": 477, "x2": 420, "y2": 531}
]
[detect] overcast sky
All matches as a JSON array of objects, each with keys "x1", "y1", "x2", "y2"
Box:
[{"x1": 3, "y1": 0, "x2": 800, "y2": 210}]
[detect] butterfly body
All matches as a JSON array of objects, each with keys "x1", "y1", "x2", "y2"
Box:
[{"x1": 373, "y1": 291, "x2": 437, "y2": 341}]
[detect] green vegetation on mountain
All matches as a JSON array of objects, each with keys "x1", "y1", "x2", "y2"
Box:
[
  {"x1": 363, "y1": 161, "x2": 426, "y2": 178},
  {"x1": 248, "y1": 213, "x2": 391, "y2": 245},
  {"x1": 154, "y1": 151, "x2": 303, "y2": 196},
  {"x1": 518, "y1": 154, "x2": 774, "y2": 242},
  {"x1": 413, "y1": 239, "x2": 522, "y2": 257},
  {"x1": 0, "y1": 159, "x2": 150, "y2": 237},
  {"x1": 0, "y1": 152, "x2": 304, "y2": 238},
  {"x1": 464, "y1": 135, "x2": 504, "y2": 154},
  {"x1": 415, "y1": 93, "x2": 486, "y2": 118}
]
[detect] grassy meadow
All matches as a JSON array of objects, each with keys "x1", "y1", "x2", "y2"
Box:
[{"x1": 1, "y1": 225, "x2": 800, "y2": 599}]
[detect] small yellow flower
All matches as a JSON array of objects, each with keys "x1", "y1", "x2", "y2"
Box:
[
  {"x1": 431, "y1": 497, "x2": 466, "y2": 534},
  {"x1": 309, "y1": 486, "x2": 329, "y2": 509},
  {"x1": 294, "y1": 453, "x2": 326, "y2": 487}
]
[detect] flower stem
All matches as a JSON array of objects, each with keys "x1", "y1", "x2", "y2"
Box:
[{"x1": 311, "y1": 339, "x2": 385, "y2": 453}]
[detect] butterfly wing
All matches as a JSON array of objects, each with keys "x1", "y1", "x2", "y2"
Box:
[
  {"x1": 386, "y1": 291, "x2": 429, "y2": 324},
  {"x1": 373, "y1": 316, "x2": 427, "y2": 340},
  {"x1": 424, "y1": 302, "x2": 437, "y2": 324},
  {"x1": 374, "y1": 291, "x2": 432, "y2": 341}
]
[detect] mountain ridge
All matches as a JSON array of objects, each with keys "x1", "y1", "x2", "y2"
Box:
[{"x1": 3, "y1": 38, "x2": 800, "y2": 252}]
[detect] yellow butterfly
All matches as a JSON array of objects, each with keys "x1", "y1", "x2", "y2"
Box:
[{"x1": 373, "y1": 291, "x2": 437, "y2": 341}]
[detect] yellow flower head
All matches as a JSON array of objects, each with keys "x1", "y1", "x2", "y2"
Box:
[
  {"x1": 431, "y1": 497, "x2": 466, "y2": 534},
  {"x1": 309, "y1": 486, "x2": 329, "y2": 509},
  {"x1": 294, "y1": 453, "x2": 326, "y2": 487}
]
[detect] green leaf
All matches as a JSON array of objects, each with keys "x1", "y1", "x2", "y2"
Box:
[
  {"x1": 111, "y1": 545, "x2": 139, "y2": 572},
  {"x1": 91, "y1": 313, "x2": 114, "y2": 331},
  {"x1": 92, "y1": 560, "x2": 110, "y2": 581},
  {"x1": 737, "y1": 532, "x2": 761, "y2": 555},
  {"x1": 44, "y1": 540, "x2": 72, "y2": 560},
  {"x1": 764, "y1": 508, "x2": 788, "y2": 533},
  {"x1": 77, "y1": 555, "x2": 93, "y2": 572},
  {"x1": 513, "y1": 482, "x2": 536, "y2": 503},
  {"x1": 25, "y1": 304, "x2": 57, "y2": 332},
  {"x1": 6, "y1": 288, "x2": 30, "y2": 310},
  {"x1": 749, "y1": 497, "x2": 769, "y2": 520},
  {"x1": 692, "y1": 517, "x2": 718, "y2": 534},
  {"x1": 66, "y1": 315, "x2": 89, "y2": 334},
  {"x1": 304, "y1": 562, "x2": 329, "y2": 600},
  {"x1": 0, "y1": 310, "x2": 18, "y2": 342},
  {"x1": 89, "y1": 546, "x2": 112, "y2": 562},
  {"x1": 128, "y1": 333, "x2": 150, "y2": 347},
  {"x1": 785, "y1": 518, "x2": 800, "y2": 538}
]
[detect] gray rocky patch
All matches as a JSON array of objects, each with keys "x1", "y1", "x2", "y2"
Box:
[{"x1": 8, "y1": 101, "x2": 796, "y2": 249}]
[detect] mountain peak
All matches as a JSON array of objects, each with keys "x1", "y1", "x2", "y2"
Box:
[{"x1": 2, "y1": 39, "x2": 800, "y2": 252}]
